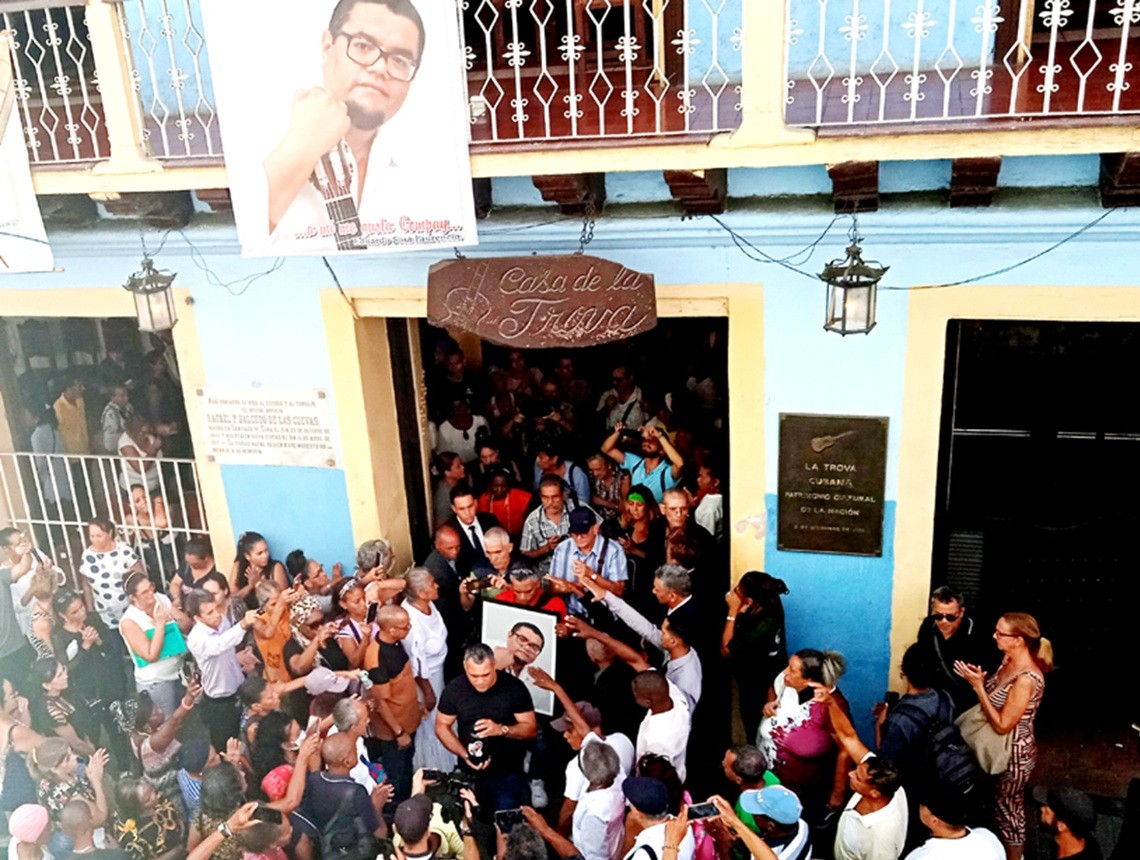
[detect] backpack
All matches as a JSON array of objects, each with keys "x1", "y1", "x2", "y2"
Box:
[
  {"x1": 320, "y1": 788, "x2": 379, "y2": 860},
  {"x1": 891, "y1": 691, "x2": 983, "y2": 799}
]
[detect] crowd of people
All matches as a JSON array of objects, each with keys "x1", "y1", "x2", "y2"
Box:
[{"x1": 0, "y1": 338, "x2": 1109, "y2": 860}]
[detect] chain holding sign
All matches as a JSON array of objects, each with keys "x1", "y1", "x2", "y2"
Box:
[{"x1": 427, "y1": 255, "x2": 656, "y2": 349}]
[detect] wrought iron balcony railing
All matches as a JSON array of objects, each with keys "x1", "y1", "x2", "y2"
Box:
[
  {"x1": 459, "y1": 0, "x2": 744, "y2": 145},
  {"x1": 785, "y1": 0, "x2": 1140, "y2": 129}
]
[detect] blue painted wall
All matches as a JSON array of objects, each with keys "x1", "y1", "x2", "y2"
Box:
[{"x1": 766, "y1": 498, "x2": 896, "y2": 741}]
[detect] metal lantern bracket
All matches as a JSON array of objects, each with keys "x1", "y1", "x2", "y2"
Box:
[
  {"x1": 819, "y1": 216, "x2": 888, "y2": 336},
  {"x1": 123, "y1": 255, "x2": 178, "y2": 332}
]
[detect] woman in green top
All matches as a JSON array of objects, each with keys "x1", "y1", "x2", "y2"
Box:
[{"x1": 722, "y1": 571, "x2": 789, "y2": 742}]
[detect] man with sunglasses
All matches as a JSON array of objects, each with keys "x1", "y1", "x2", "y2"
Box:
[
  {"x1": 914, "y1": 585, "x2": 993, "y2": 714},
  {"x1": 260, "y1": 0, "x2": 435, "y2": 244}
]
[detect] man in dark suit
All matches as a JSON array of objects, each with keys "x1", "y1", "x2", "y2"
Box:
[
  {"x1": 642, "y1": 487, "x2": 720, "y2": 620},
  {"x1": 443, "y1": 484, "x2": 500, "y2": 577},
  {"x1": 423, "y1": 523, "x2": 467, "y2": 682}
]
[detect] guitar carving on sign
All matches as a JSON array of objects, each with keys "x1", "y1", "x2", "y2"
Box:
[
  {"x1": 309, "y1": 141, "x2": 365, "y2": 251},
  {"x1": 810, "y1": 431, "x2": 856, "y2": 453}
]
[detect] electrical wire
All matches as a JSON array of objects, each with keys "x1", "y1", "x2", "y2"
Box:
[
  {"x1": 711, "y1": 208, "x2": 1123, "y2": 292},
  {"x1": 879, "y1": 208, "x2": 1118, "y2": 290},
  {"x1": 322, "y1": 256, "x2": 359, "y2": 319}
]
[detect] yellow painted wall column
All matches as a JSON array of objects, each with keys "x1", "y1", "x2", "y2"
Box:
[
  {"x1": 85, "y1": 0, "x2": 163, "y2": 177},
  {"x1": 321, "y1": 293, "x2": 415, "y2": 572},
  {"x1": 726, "y1": 284, "x2": 766, "y2": 580},
  {"x1": 170, "y1": 289, "x2": 235, "y2": 571}
]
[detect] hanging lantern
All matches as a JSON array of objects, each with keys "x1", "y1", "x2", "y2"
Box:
[
  {"x1": 819, "y1": 233, "x2": 888, "y2": 335},
  {"x1": 123, "y1": 256, "x2": 178, "y2": 332}
]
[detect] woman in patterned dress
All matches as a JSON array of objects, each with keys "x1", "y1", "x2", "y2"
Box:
[
  {"x1": 113, "y1": 775, "x2": 187, "y2": 860},
  {"x1": 955, "y1": 612, "x2": 1053, "y2": 860},
  {"x1": 78, "y1": 517, "x2": 143, "y2": 627}
]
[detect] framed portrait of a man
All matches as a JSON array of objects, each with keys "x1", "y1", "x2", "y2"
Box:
[
  {"x1": 481, "y1": 601, "x2": 559, "y2": 716},
  {"x1": 201, "y1": 0, "x2": 477, "y2": 257}
]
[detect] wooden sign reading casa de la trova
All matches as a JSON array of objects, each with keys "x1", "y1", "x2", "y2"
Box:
[{"x1": 427, "y1": 254, "x2": 656, "y2": 349}]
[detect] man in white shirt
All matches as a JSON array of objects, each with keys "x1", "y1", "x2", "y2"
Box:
[
  {"x1": 736, "y1": 786, "x2": 813, "y2": 860},
  {"x1": 631, "y1": 671, "x2": 690, "y2": 782},
  {"x1": 330, "y1": 694, "x2": 380, "y2": 793},
  {"x1": 622, "y1": 776, "x2": 695, "y2": 860},
  {"x1": 905, "y1": 793, "x2": 1003, "y2": 859},
  {"x1": 185, "y1": 588, "x2": 258, "y2": 752},
  {"x1": 597, "y1": 365, "x2": 645, "y2": 430},
  {"x1": 817, "y1": 686, "x2": 909, "y2": 859}
]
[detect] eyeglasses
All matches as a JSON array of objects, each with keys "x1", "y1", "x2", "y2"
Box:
[
  {"x1": 338, "y1": 32, "x2": 418, "y2": 82},
  {"x1": 930, "y1": 613, "x2": 959, "y2": 622}
]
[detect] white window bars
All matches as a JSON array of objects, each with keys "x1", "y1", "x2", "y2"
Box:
[
  {"x1": 785, "y1": 0, "x2": 1140, "y2": 127},
  {"x1": 116, "y1": 0, "x2": 222, "y2": 160},
  {"x1": 0, "y1": 452, "x2": 209, "y2": 591},
  {"x1": 460, "y1": 0, "x2": 743, "y2": 143},
  {"x1": 1, "y1": 3, "x2": 107, "y2": 164}
]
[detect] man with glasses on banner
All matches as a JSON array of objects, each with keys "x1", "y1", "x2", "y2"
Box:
[
  {"x1": 260, "y1": 0, "x2": 433, "y2": 247},
  {"x1": 913, "y1": 585, "x2": 994, "y2": 715}
]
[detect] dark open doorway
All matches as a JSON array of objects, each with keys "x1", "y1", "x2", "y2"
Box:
[
  {"x1": 410, "y1": 317, "x2": 729, "y2": 555},
  {"x1": 932, "y1": 320, "x2": 1135, "y2": 735}
]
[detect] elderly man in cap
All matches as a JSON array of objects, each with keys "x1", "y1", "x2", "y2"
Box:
[
  {"x1": 711, "y1": 785, "x2": 811, "y2": 860},
  {"x1": 1036, "y1": 786, "x2": 1101, "y2": 859},
  {"x1": 545, "y1": 506, "x2": 628, "y2": 616},
  {"x1": 623, "y1": 776, "x2": 695, "y2": 860}
]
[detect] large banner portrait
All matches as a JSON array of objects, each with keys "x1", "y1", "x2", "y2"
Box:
[
  {"x1": 482, "y1": 602, "x2": 559, "y2": 716},
  {"x1": 201, "y1": 0, "x2": 477, "y2": 256}
]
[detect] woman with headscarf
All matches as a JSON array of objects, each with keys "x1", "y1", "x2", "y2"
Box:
[
  {"x1": 7, "y1": 803, "x2": 52, "y2": 860},
  {"x1": 112, "y1": 682, "x2": 202, "y2": 814},
  {"x1": 283, "y1": 595, "x2": 346, "y2": 677}
]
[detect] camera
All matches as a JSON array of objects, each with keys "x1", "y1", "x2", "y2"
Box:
[
  {"x1": 619, "y1": 427, "x2": 642, "y2": 442},
  {"x1": 422, "y1": 769, "x2": 477, "y2": 824}
]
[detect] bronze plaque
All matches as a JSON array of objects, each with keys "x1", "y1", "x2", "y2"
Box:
[
  {"x1": 427, "y1": 254, "x2": 656, "y2": 348},
  {"x1": 778, "y1": 413, "x2": 889, "y2": 556}
]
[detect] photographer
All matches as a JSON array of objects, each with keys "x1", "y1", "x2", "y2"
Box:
[
  {"x1": 436, "y1": 643, "x2": 537, "y2": 813},
  {"x1": 389, "y1": 768, "x2": 479, "y2": 859},
  {"x1": 600, "y1": 424, "x2": 683, "y2": 505}
]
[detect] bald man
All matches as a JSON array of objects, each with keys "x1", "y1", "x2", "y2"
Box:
[
  {"x1": 364, "y1": 603, "x2": 422, "y2": 806},
  {"x1": 300, "y1": 733, "x2": 385, "y2": 838}
]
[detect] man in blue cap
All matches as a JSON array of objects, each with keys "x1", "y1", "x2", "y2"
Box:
[
  {"x1": 622, "y1": 776, "x2": 694, "y2": 860},
  {"x1": 546, "y1": 507, "x2": 628, "y2": 616},
  {"x1": 712, "y1": 785, "x2": 811, "y2": 860}
]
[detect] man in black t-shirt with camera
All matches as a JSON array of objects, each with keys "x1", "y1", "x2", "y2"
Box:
[{"x1": 436, "y1": 642, "x2": 537, "y2": 813}]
